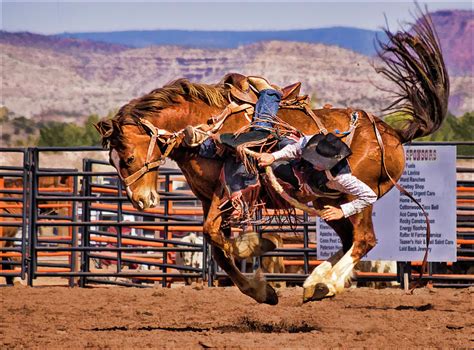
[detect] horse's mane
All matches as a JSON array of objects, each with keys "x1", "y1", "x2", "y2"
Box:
[
  {"x1": 116, "y1": 78, "x2": 227, "y2": 123},
  {"x1": 98, "y1": 79, "x2": 228, "y2": 147}
]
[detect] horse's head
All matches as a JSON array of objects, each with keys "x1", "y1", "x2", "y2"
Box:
[
  {"x1": 96, "y1": 79, "x2": 227, "y2": 210},
  {"x1": 96, "y1": 117, "x2": 165, "y2": 211}
]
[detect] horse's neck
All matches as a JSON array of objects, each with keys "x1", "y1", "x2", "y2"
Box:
[
  {"x1": 150, "y1": 99, "x2": 223, "y2": 132},
  {"x1": 147, "y1": 99, "x2": 224, "y2": 199},
  {"x1": 171, "y1": 150, "x2": 222, "y2": 203}
]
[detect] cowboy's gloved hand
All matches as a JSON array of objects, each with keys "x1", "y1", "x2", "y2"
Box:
[
  {"x1": 257, "y1": 153, "x2": 275, "y2": 167},
  {"x1": 321, "y1": 205, "x2": 344, "y2": 221}
]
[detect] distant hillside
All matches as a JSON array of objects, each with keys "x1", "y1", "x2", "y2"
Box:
[
  {"x1": 0, "y1": 31, "x2": 129, "y2": 54},
  {"x1": 57, "y1": 9, "x2": 473, "y2": 77},
  {"x1": 1, "y1": 33, "x2": 471, "y2": 122},
  {"x1": 0, "y1": 9, "x2": 471, "y2": 127},
  {"x1": 430, "y1": 10, "x2": 473, "y2": 76},
  {"x1": 59, "y1": 27, "x2": 385, "y2": 56}
]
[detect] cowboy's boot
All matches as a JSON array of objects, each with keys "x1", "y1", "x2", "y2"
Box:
[{"x1": 248, "y1": 76, "x2": 281, "y2": 93}]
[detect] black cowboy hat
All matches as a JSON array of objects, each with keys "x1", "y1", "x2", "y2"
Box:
[{"x1": 301, "y1": 133, "x2": 352, "y2": 170}]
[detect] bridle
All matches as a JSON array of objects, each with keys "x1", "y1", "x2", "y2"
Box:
[
  {"x1": 120, "y1": 118, "x2": 180, "y2": 187},
  {"x1": 116, "y1": 101, "x2": 255, "y2": 188}
]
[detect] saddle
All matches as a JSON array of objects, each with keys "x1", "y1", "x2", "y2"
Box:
[
  {"x1": 188, "y1": 73, "x2": 307, "y2": 150},
  {"x1": 184, "y1": 72, "x2": 324, "y2": 150},
  {"x1": 221, "y1": 73, "x2": 304, "y2": 105}
]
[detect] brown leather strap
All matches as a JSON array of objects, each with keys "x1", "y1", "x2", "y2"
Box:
[
  {"x1": 123, "y1": 160, "x2": 162, "y2": 187},
  {"x1": 122, "y1": 102, "x2": 254, "y2": 188},
  {"x1": 122, "y1": 118, "x2": 175, "y2": 187},
  {"x1": 366, "y1": 113, "x2": 431, "y2": 288},
  {"x1": 303, "y1": 104, "x2": 328, "y2": 135},
  {"x1": 344, "y1": 112, "x2": 359, "y2": 147},
  {"x1": 208, "y1": 102, "x2": 253, "y2": 133}
]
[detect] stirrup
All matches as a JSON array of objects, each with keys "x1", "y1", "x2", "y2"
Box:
[{"x1": 183, "y1": 126, "x2": 209, "y2": 147}]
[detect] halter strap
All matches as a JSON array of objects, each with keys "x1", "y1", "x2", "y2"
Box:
[
  {"x1": 303, "y1": 104, "x2": 328, "y2": 135},
  {"x1": 122, "y1": 118, "x2": 175, "y2": 187}
]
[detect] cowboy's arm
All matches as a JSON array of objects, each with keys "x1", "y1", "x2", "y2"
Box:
[
  {"x1": 257, "y1": 136, "x2": 308, "y2": 167},
  {"x1": 271, "y1": 136, "x2": 309, "y2": 161},
  {"x1": 326, "y1": 174, "x2": 378, "y2": 218}
]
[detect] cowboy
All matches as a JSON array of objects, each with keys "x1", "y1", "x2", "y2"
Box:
[{"x1": 257, "y1": 132, "x2": 377, "y2": 221}]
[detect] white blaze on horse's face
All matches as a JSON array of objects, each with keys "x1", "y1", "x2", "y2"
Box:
[{"x1": 109, "y1": 145, "x2": 160, "y2": 211}]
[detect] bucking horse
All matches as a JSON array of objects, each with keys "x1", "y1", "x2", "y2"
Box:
[{"x1": 96, "y1": 12, "x2": 449, "y2": 304}]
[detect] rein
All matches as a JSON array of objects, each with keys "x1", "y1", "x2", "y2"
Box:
[{"x1": 122, "y1": 118, "x2": 179, "y2": 187}]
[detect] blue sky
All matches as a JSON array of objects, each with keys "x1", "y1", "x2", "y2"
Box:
[{"x1": 1, "y1": 1, "x2": 472, "y2": 34}]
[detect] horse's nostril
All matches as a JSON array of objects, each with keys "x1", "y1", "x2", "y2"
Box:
[{"x1": 138, "y1": 200, "x2": 144, "y2": 209}]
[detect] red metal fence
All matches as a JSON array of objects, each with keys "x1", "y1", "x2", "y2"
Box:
[{"x1": 0, "y1": 143, "x2": 472, "y2": 288}]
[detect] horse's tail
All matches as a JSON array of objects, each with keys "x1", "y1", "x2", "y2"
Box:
[{"x1": 376, "y1": 7, "x2": 449, "y2": 144}]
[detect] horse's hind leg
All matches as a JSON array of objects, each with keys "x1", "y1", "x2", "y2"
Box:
[
  {"x1": 304, "y1": 206, "x2": 376, "y2": 302},
  {"x1": 303, "y1": 214, "x2": 354, "y2": 302}
]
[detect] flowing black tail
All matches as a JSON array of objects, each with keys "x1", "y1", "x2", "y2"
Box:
[{"x1": 376, "y1": 6, "x2": 450, "y2": 143}]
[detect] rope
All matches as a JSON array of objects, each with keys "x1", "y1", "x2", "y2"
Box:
[
  {"x1": 366, "y1": 113, "x2": 431, "y2": 290},
  {"x1": 241, "y1": 147, "x2": 323, "y2": 217}
]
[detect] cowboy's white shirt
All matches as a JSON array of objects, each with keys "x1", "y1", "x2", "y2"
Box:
[{"x1": 271, "y1": 136, "x2": 377, "y2": 218}]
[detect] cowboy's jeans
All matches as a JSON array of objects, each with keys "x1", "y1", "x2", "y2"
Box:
[{"x1": 253, "y1": 88, "x2": 282, "y2": 130}]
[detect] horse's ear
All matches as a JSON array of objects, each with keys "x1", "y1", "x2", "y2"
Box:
[
  {"x1": 111, "y1": 119, "x2": 123, "y2": 134},
  {"x1": 94, "y1": 119, "x2": 120, "y2": 138}
]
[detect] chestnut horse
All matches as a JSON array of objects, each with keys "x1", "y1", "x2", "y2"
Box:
[{"x1": 96, "y1": 13, "x2": 448, "y2": 304}]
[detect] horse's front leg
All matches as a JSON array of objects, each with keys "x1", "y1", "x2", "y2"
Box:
[
  {"x1": 211, "y1": 246, "x2": 278, "y2": 305},
  {"x1": 202, "y1": 191, "x2": 233, "y2": 257},
  {"x1": 203, "y1": 189, "x2": 276, "y2": 260},
  {"x1": 203, "y1": 191, "x2": 278, "y2": 305}
]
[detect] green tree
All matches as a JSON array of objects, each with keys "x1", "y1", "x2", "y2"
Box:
[
  {"x1": 385, "y1": 111, "x2": 473, "y2": 155},
  {"x1": 37, "y1": 115, "x2": 102, "y2": 147},
  {"x1": 12, "y1": 116, "x2": 36, "y2": 134},
  {"x1": 418, "y1": 112, "x2": 473, "y2": 155},
  {"x1": 38, "y1": 122, "x2": 83, "y2": 146},
  {"x1": 82, "y1": 114, "x2": 102, "y2": 146}
]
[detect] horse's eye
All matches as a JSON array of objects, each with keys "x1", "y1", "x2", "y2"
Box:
[{"x1": 126, "y1": 156, "x2": 135, "y2": 165}]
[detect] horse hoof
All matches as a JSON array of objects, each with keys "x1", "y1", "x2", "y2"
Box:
[
  {"x1": 264, "y1": 284, "x2": 279, "y2": 305},
  {"x1": 303, "y1": 283, "x2": 330, "y2": 303}
]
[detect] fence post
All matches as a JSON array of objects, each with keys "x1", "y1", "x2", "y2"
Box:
[
  {"x1": 162, "y1": 174, "x2": 170, "y2": 287},
  {"x1": 202, "y1": 233, "x2": 208, "y2": 283},
  {"x1": 69, "y1": 175, "x2": 79, "y2": 287},
  {"x1": 79, "y1": 159, "x2": 92, "y2": 287},
  {"x1": 27, "y1": 148, "x2": 38, "y2": 286},
  {"x1": 117, "y1": 179, "x2": 123, "y2": 274},
  {"x1": 303, "y1": 212, "x2": 310, "y2": 275},
  {"x1": 20, "y1": 149, "x2": 29, "y2": 281},
  {"x1": 208, "y1": 245, "x2": 216, "y2": 287},
  {"x1": 0, "y1": 177, "x2": 4, "y2": 276},
  {"x1": 255, "y1": 208, "x2": 262, "y2": 271}
]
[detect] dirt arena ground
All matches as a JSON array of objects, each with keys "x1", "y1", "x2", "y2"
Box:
[{"x1": 1, "y1": 285, "x2": 472, "y2": 349}]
